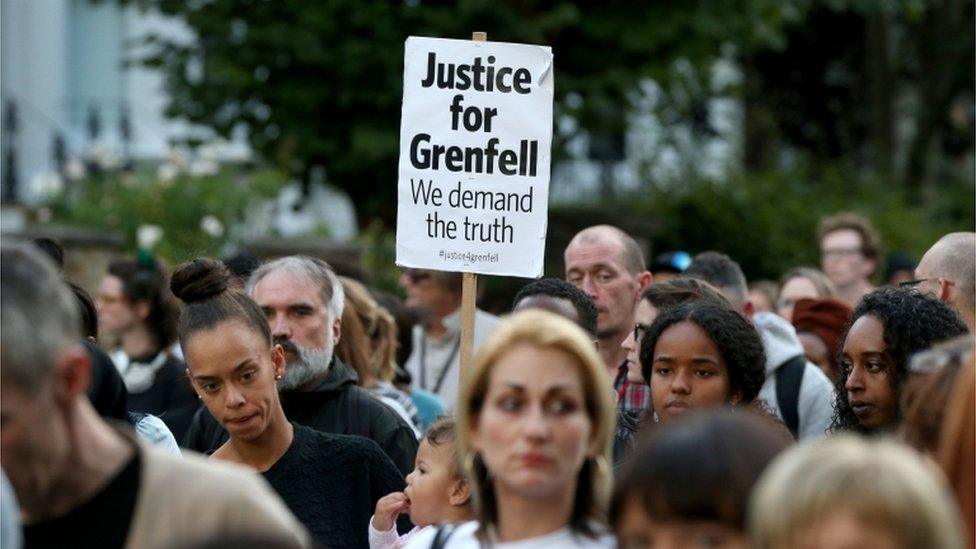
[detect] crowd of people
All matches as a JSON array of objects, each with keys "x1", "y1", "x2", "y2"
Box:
[{"x1": 0, "y1": 211, "x2": 973, "y2": 548}]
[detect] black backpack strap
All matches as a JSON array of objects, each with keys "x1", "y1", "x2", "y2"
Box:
[
  {"x1": 430, "y1": 524, "x2": 457, "y2": 549},
  {"x1": 776, "y1": 355, "x2": 807, "y2": 438},
  {"x1": 341, "y1": 387, "x2": 371, "y2": 438}
]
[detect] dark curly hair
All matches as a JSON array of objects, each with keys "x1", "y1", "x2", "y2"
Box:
[
  {"x1": 830, "y1": 287, "x2": 969, "y2": 433},
  {"x1": 513, "y1": 278, "x2": 597, "y2": 339},
  {"x1": 639, "y1": 299, "x2": 766, "y2": 407}
]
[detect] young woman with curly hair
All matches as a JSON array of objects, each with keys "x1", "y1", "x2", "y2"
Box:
[
  {"x1": 831, "y1": 287, "x2": 968, "y2": 433},
  {"x1": 639, "y1": 300, "x2": 767, "y2": 423}
]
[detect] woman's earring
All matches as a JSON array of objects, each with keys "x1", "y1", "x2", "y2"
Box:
[{"x1": 274, "y1": 374, "x2": 282, "y2": 380}]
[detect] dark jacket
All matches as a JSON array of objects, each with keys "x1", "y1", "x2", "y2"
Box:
[
  {"x1": 613, "y1": 409, "x2": 643, "y2": 466},
  {"x1": 183, "y1": 358, "x2": 419, "y2": 476},
  {"x1": 85, "y1": 340, "x2": 128, "y2": 421}
]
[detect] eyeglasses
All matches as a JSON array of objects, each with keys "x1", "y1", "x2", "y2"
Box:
[
  {"x1": 900, "y1": 278, "x2": 953, "y2": 294},
  {"x1": 404, "y1": 269, "x2": 432, "y2": 284},
  {"x1": 821, "y1": 247, "x2": 864, "y2": 260},
  {"x1": 633, "y1": 322, "x2": 651, "y2": 342},
  {"x1": 899, "y1": 278, "x2": 929, "y2": 289}
]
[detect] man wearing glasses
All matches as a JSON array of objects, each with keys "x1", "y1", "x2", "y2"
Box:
[
  {"x1": 913, "y1": 232, "x2": 976, "y2": 332},
  {"x1": 817, "y1": 212, "x2": 883, "y2": 306},
  {"x1": 399, "y1": 269, "x2": 499, "y2": 409}
]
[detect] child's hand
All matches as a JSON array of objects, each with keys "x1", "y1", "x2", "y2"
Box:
[{"x1": 373, "y1": 491, "x2": 410, "y2": 532}]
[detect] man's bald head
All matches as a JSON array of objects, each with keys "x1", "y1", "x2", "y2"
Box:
[
  {"x1": 917, "y1": 232, "x2": 975, "y2": 328},
  {"x1": 565, "y1": 225, "x2": 646, "y2": 275}
]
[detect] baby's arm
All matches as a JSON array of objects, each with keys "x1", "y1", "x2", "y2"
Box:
[{"x1": 369, "y1": 492, "x2": 410, "y2": 549}]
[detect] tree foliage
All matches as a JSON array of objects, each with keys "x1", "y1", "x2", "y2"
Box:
[
  {"x1": 110, "y1": 0, "x2": 973, "y2": 234},
  {"x1": 114, "y1": 0, "x2": 804, "y2": 222}
]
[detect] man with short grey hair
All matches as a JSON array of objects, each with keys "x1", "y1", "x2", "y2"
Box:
[
  {"x1": 1, "y1": 243, "x2": 309, "y2": 548},
  {"x1": 247, "y1": 256, "x2": 346, "y2": 390},
  {"x1": 686, "y1": 251, "x2": 835, "y2": 439},
  {"x1": 915, "y1": 232, "x2": 976, "y2": 332},
  {"x1": 185, "y1": 255, "x2": 418, "y2": 476}
]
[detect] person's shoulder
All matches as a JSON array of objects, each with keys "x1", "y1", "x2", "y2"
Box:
[
  {"x1": 161, "y1": 352, "x2": 186, "y2": 370},
  {"x1": 351, "y1": 385, "x2": 413, "y2": 426},
  {"x1": 403, "y1": 521, "x2": 479, "y2": 549},
  {"x1": 141, "y1": 445, "x2": 299, "y2": 516},
  {"x1": 135, "y1": 444, "x2": 311, "y2": 547},
  {"x1": 156, "y1": 353, "x2": 189, "y2": 382},
  {"x1": 144, "y1": 444, "x2": 260, "y2": 488},
  {"x1": 474, "y1": 308, "x2": 501, "y2": 324},
  {"x1": 473, "y1": 309, "x2": 501, "y2": 342},
  {"x1": 133, "y1": 413, "x2": 181, "y2": 454},
  {"x1": 800, "y1": 361, "x2": 835, "y2": 396},
  {"x1": 570, "y1": 527, "x2": 616, "y2": 548},
  {"x1": 298, "y1": 424, "x2": 387, "y2": 458}
]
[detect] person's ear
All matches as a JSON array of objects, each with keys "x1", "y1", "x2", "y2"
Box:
[
  {"x1": 728, "y1": 389, "x2": 743, "y2": 407},
  {"x1": 448, "y1": 478, "x2": 471, "y2": 506},
  {"x1": 331, "y1": 316, "x2": 342, "y2": 347},
  {"x1": 52, "y1": 344, "x2": 92, "y2": 405},
  {"x1": 938, "y1": 278, "x2": 954, "y2": 302},
  {"x1": 272, "y1": 343, "x2": 286, "y2": 378},
  {"x1": 636, "y1": 271, "x2": 653, "y2": 294},
  {"x1": 742, "y1": 300, "x2": 755, "y2": 319},
  {"x1": 134, "y1": 300, "x2": 151, "y2": 321}
]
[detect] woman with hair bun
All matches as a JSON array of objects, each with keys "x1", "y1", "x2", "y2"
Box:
[{"x1": 171, "y1": 258, "x2": 406, "y2": 548}]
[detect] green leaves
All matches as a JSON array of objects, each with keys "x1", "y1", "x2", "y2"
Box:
[{"x1": 47, "y1": 166, "x2": 287, "y2": 263}]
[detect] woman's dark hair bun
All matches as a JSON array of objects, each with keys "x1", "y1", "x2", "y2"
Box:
[{"x1": 170, "y1": 258, "x2": 231, "y2": 304}]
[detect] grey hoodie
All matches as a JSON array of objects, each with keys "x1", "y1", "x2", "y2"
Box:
[{"x1": 753, "y1": 312, "x2": 836, "y2": 439}]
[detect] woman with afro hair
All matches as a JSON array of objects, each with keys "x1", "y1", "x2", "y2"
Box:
[
  {"x1": 831, "y1": 287, "x2": 968, "y2": 433},
  {"x1": 639, "y1": 299, "x2": 767, "y2": 424}
]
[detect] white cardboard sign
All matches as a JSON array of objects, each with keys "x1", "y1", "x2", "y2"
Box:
[{"x1": 396, "y1": 36, "x2": 553, "y2": 278}]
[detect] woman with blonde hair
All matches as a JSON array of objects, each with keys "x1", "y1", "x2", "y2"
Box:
[
  {"x1": 406, "y1": 309, "x2": 617, "y2": 548},
  {"x1": 337, "y1": 276, "x2": 422, "y2": 433},
  {"x1": 749, "y1": 435, "x2": 964, "y2": 549}
]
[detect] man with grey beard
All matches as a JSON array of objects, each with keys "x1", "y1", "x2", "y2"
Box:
[{"x1": 183, "y1": 256, "x2": 418, "y2": 476}]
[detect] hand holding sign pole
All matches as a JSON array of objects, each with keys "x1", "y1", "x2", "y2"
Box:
[{"x1": 396, "y1": 31, "x2": 553, "y2": 400}]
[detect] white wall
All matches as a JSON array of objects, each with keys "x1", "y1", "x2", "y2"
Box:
[
  {"x1": 1, "y1": 0, "x2": 70, "y2": 202},
  {"x1": 1, "y1": 0, "x2": 200, "y2": 203}
]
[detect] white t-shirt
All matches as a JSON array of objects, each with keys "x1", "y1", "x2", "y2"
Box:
[{"x1": 403, "y1": 521, "x2": 615, "y2": 549}]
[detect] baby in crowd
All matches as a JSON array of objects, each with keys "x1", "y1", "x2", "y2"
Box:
[{"x1": 369, "y1": 417, "x2": 474, "y2": 548}]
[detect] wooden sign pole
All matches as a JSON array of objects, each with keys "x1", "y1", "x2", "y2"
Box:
[{"x1": 458, "y1": 31, "x2": 487, "y2": 389}]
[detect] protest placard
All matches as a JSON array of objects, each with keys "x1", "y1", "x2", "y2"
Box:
[{"x1": 395, "y1": 36, "x2": 554, "y2": 278}]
